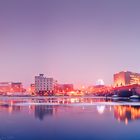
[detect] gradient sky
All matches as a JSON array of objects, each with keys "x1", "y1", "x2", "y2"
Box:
[{"x1": 0, "y1": 0, "x2": 140, "y2": 87}]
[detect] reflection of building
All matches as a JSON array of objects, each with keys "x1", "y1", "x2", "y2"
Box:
[
  {"x1": 97, "y1": 105, "x2": 105, "y2": 114},
  {"x1": 0, "y1": 103, "x2": 21, "y2": 114},
  {"x1": 114, "y1": 106, "x2": 140, "y2": 124},
  {"x1": 114, "y1": 71, "x2": 140, "y2": 87},
  {"x1": 35, "y1": 74, "x2": 55, "y2": 95},
  {"x1": 8, "y1": 105, "x2": 21, "y2": 113},
  {"x1": 35, "y1": 105, "x2": 54, "y2": 120}
]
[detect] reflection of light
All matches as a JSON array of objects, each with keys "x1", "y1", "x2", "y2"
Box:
[
  {"x1": 10, "y1": 101, "x2": 13, "y2": 106},
  {"x1": 69, "y1": 91, "x2": 75, "y2": 94},
  {"x1": 125, "y1": 118, "x2": 128, "y2": 125},
  {"x1": 70, "y1": 98, "x2": 79, "y2": 103},
  {"x1": 97, "y1": 105, "x2": 105, "y2": 114},
  {"x1": 62, "y1": 100, "x2": 65, "y2": 104},
  {"x1": 70, "y1": 98, "x2": 75, "y2": 103},
  {"x1": 114, "y1": 106, "x2": 140, "y2": 124},
  {"x1": 8, "y1": 106, "x2": 13, "y2": 114},
  {"x1": 110, "y1": 106, "x2": 112, "y2": 111}
]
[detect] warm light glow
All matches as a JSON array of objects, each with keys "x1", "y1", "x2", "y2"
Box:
[
  {"x1": 125, "y1": 118, "x2": 128, "y2": 125},
  {"x1": 97, "y1": 105, "x2": 105, "y2": 114},
  {"x1": 114, "y1": 106, "x2": 140, "y2": 124}
]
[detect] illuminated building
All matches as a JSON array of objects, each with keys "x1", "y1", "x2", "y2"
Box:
[
  {"x1": 56, "y1": 84, "x2": 74, "y2": 92},
  {"x1": 114, "y1": 71, "x2": 140, "y2": 87},
  {"x1": 0, "y1": 82, "x2": 23, "y2": 93},
  {"x1": 35, "y1": 74, "x2": 55, "y2": 95},
  {"x1": 0, "y1": 82, "x2": 11, "y2": 93},
  {"x1": 87, "y1": 85, "x2": 113, "y2": 95},
  {"x1": 11, "y1": 82, "x2": 23, "y2": 93}
]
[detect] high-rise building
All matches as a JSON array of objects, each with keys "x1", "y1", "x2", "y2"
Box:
[
  {"x1": 114, "y1": 71, "x2": 140, "y2": 87},
  {"x1": 35, "y1": 74, "x2": 55, "y2": 94}
]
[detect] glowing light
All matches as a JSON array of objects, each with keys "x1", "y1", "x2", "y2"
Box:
[
  {"x1": 70, "y1": 98, "x2": 76, "y2": 103},
  {"x1": 97, "y1": 105, "x2": 105, "y2": 114},
  {"x1": 125, "y1": 118, "x2": 128, "y2": 125},
  {"x1": 114, "y1": 106, "x2": 140, "y2": 124},
  {"x1": 96, "y1": 79, "x2": 105, "y2": 86},
  {"x1": 110, "y1": 106, "x2": 112, "y2": 111}
]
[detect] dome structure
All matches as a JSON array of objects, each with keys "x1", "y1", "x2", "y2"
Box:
[{"x1": 96, "y1": 79, "x2": 105, "y2": 86}]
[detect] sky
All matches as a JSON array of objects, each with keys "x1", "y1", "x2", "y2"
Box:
[{"x1": 0, "y1": 0, "x2": 140, "y2": 88}]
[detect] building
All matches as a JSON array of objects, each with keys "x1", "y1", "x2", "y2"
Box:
[
  {"x1": 0, "y1": 82, "x2": 23, "y2": 94},
  {"x1": 11, "y1": 82, "x2": 23, "y2": 93},
  {"x1": 114, "y1": 71, "x2": 140, "y2": 87},
  {"x1": 87, "y1": 85, "x2": 112, "y2": 95},
  {"x1": 35, "y1": 74, "x2": 55, "y2": 95},
  {"x1": 56, "y1": 84, "x2": 74, "y2": 92},
  {"x1": 54, "y1": 84, "x2": 74, "y2": 96},
  {"x1": 0, "y1": 82, "x2": 11, "y2": 93}
]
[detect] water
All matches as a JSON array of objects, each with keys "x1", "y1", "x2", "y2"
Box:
[{"x1": 0, "y1": 97, "x2": 140, "y2": 140}]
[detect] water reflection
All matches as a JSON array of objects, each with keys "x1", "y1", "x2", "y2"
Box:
[
  {"x1": 0, "y1": 98, "x2": 140, "y2": 125},
  {"x1": 114, "y1": 106, "x2": 140, "y2": 125},
  {"x1": 97, "y1": 106, "x2": 106, "y2": 114},
  {"x1": 0, "y1": 104, "x2": 21, "y2": 114},
  {"x1": 0, "y1": 97, "x2": 112, "y2": 108},
  {"x1": 35, "y1": 105, "x2": 54, "y2": 120}
]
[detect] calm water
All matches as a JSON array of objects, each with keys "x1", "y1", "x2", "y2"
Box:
[{"x1": 0, "y1": 97, "x2": 140, "y2": 140}]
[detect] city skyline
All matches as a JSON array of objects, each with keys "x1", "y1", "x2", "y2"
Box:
[{"x1": 1, "y1": 0, "x2": 140, "y2": 87}]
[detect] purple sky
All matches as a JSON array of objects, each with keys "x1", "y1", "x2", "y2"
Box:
[{"x1": 0, "y1": 0, "x2": 140, "y2": 87}]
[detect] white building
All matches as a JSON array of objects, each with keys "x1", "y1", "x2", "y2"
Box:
[{"x1": 35, "y1": 74, "x2": 55, "y2": 93}]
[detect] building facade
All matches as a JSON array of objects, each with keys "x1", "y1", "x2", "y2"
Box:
[
  {"x1": 0, "y1": 82, "x2": 11, "y2": 93},
  {"x1": 35, "y1": 74, "x2": 55, "y2": 94},
  {"x1": 56, "y1": 84, "x2": 74, "y2": 92},
  {"x1": 114, "y1": 71, "x2": 140, "y2": 87},
  {"x1": 0, "y1": 82, "x2": 23, "y2": 94},
  {"x1": 11, "y1": 82, "x2": 23, "y2": 93}
]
